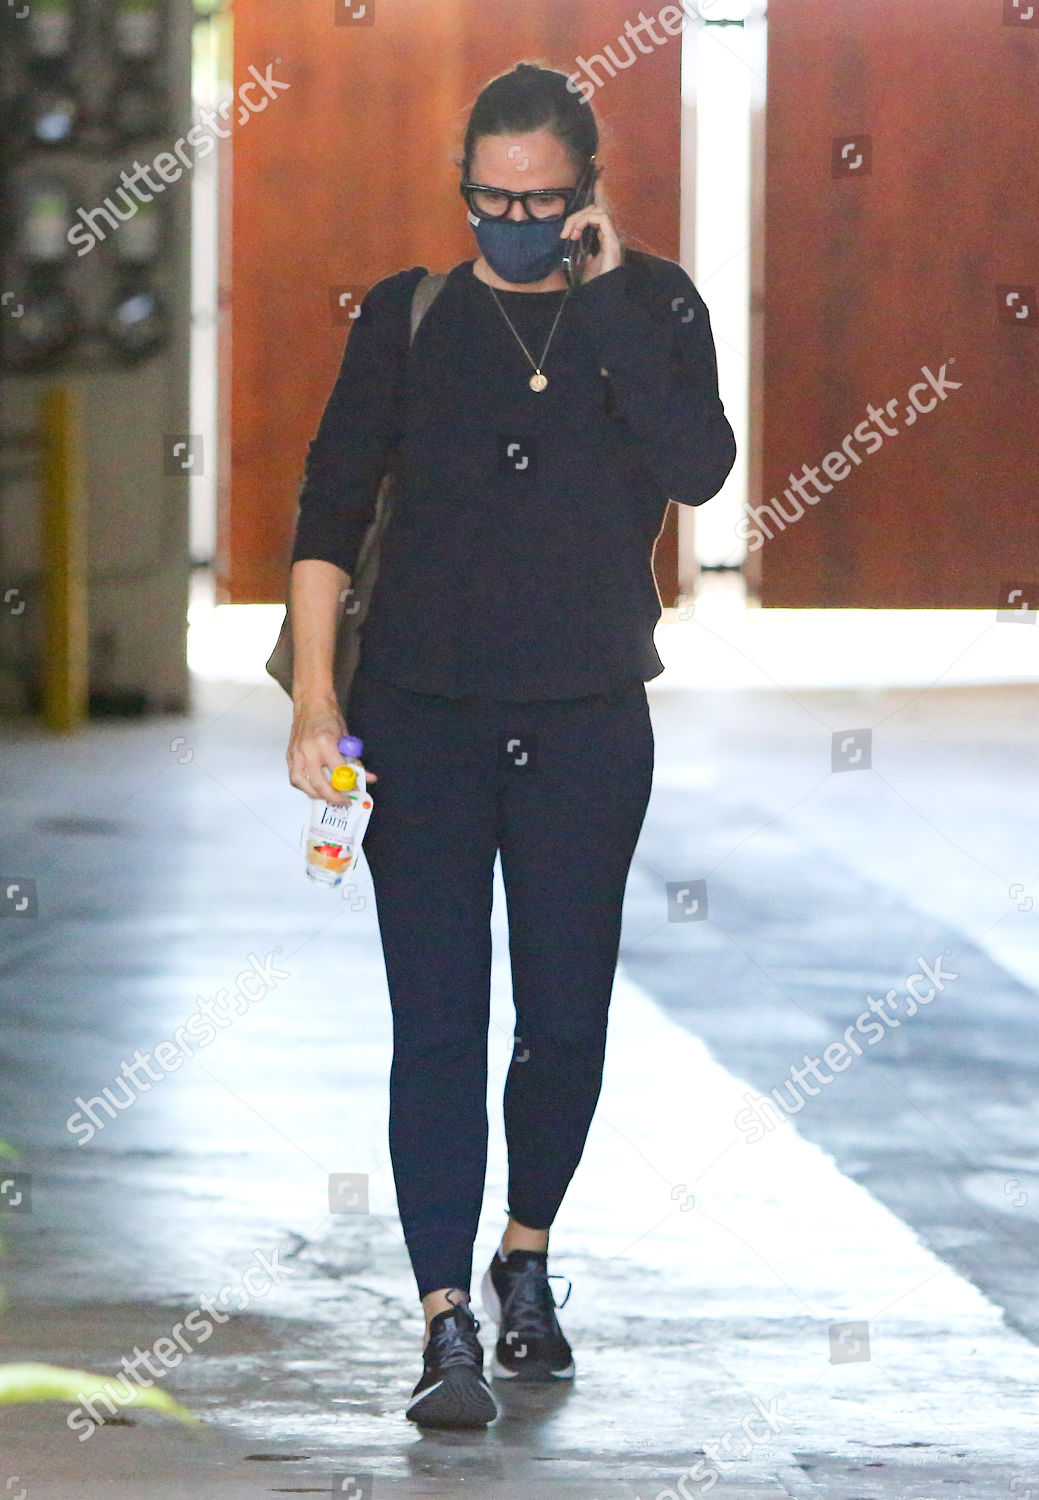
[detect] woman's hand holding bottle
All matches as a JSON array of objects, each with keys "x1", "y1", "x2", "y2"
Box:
[
  {"x1": 289, "y1": 694, "x2": 377, "y2": 889},
  {"x1": 287, "y1": 689, "x2": 378, "y2": 809}
]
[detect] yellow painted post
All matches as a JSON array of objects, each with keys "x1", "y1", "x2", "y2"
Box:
[{"x1": 40, "y1": 385, "x2": 88, "y2": 732}]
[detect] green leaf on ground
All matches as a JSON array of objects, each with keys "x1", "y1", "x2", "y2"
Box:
[{"x1": 0, "y1": 1363, "x2": 199, "y2": 1426}]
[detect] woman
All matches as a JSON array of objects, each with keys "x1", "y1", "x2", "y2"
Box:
[{"x1": 286, "y1": 61, "x2": 736, "y2": 1430}]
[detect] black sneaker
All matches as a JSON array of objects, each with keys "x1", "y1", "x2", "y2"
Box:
[
  {"x1": 405, "y1": 1302, "x2": 499, "y2": 1429},
  {"x1": 480, "y1": 1247, "x2": 575, "y2": 1381}
]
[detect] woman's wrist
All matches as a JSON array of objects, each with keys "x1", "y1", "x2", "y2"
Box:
[{"x1": 293, "y1": 683, "x2": 339, "y2": 710}]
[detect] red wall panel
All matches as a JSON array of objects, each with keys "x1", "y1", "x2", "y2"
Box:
[{"x1": 757, "y1": 0, "x2": 1038, "y2": 608}]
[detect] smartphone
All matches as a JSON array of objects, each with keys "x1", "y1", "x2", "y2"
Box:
[{"x1": 562, "y1": 162, "x2": 601, "y2": 287}]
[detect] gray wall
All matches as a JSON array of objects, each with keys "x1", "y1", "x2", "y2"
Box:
[{"x1": 0, "y1": 0, "x2": 195, "y2": 717}]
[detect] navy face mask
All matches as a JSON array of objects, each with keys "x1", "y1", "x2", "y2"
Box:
[{"x1": 467, "y1": 208, "x2": 567, "y2": 285}]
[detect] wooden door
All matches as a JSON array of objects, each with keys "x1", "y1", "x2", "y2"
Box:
[{"x1": 754, "y1": 0, "x2": 1038, "y2": 608}]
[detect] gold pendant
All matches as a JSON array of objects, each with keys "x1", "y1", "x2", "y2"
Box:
[{"x1": 529, "y1": 371, "x2": 548, "y2": 392}]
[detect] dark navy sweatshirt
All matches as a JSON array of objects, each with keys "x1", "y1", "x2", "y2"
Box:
[{"x1": 290, "y1": 252, "x2": 736, "y2": 699}]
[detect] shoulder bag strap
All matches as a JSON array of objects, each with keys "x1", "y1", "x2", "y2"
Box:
[{"x1": 409, "y1": 271, "x2": 448, "y2": 342}]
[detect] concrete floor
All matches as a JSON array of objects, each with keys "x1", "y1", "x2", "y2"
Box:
[{"x1": 1, "y1": 669, "x2": 1038, "y2": 1498}]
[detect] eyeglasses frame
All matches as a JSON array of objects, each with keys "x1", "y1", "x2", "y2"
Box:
[{"x1": 460, "y1": 156, "x2": 599, "y2": 222}]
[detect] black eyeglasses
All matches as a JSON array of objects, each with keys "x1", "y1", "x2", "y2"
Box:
[{"x1": 460, "y1": 159, "x2": 597, "y2": 222}]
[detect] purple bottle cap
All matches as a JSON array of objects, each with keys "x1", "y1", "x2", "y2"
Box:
[{"x1": 338, "y1": 735, "x2": 363, "y2": 757}]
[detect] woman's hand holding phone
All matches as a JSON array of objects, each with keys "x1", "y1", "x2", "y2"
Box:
[{"x1": 560, "y1": 172, "x2": 622, "y2": 286}]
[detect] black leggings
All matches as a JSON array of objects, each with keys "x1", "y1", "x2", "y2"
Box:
[{"x1": 345, "y1": 667, "x2": 655, "y2": 1299}]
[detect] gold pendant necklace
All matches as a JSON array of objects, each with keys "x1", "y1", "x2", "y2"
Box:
[{"x1": 483, "y1": 281, "x2": 571, "y2": 392}]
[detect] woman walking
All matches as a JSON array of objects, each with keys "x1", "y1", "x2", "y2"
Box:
[{"x1": 286, "y1": 61, "x2": 736, "y2": 1430}]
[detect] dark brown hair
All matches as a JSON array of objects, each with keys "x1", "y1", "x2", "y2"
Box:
[{"x1": 459, "y1": 62, "x2": 599, "y2": 181}]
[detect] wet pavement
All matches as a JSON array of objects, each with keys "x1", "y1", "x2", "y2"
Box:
[{"x1": 1, "y1": 659, "x2": 1038, "y2": 1497}]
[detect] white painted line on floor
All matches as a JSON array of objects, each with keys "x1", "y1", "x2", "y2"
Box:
[{"x1": 479, "y1": 932, "x2": 1039, "y2": 1469}]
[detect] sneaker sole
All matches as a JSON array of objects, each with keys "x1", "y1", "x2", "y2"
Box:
[
  {"x1": 406, "y1": 1366, "x2": 499, "y2": 1429},
  {"x1": 479, "y1": 1266, "x2": 576, "y2": 1382},
  {"x1": 489, "y1": 1351, "x2": 576, "y2": 1381}
]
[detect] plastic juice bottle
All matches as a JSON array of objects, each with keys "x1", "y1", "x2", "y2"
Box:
[{"x1": 302, "y1": 735, "x2": 374, "y2": 888}]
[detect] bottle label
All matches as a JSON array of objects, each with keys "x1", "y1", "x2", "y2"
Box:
[{"x1": 302, "y1": 766, "x2": 373, "y2": 887}]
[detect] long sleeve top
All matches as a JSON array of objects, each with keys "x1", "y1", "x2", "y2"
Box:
[{"x1": 290, "y1": 251, "x2": 736, "y2": 699}]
